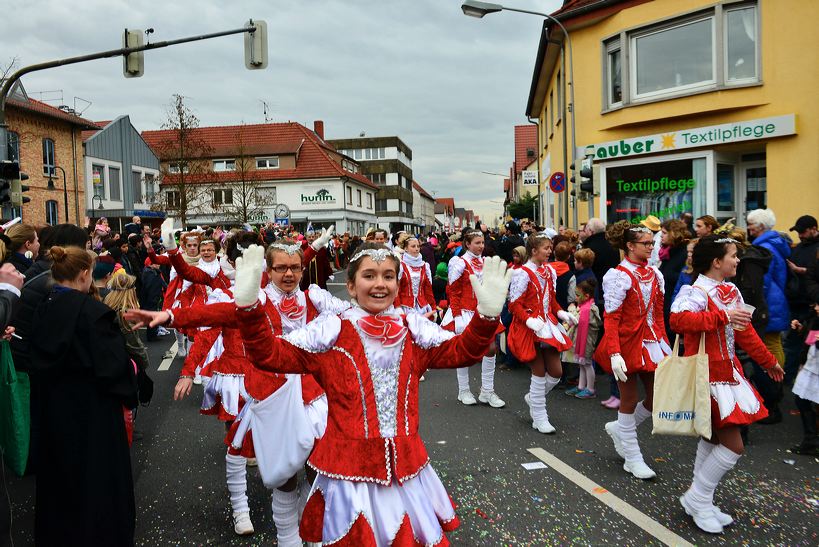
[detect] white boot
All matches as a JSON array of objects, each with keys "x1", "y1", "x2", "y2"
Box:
[
  {"x1": 271, "y1": 488, "x2": 301, "y2": 547},
  {"x1": 478, "y1": 356, "x2": 505, "y2": 407},
  {"x1": 618, "y1": 413, "x2": 656, "y2": 479},
  {"x1": 693, "y1": 440, "x2": 733, "y2": 526},
  {"x1": 176, "y1": 331, "x2": 188, "y2": 357},
  {"x1": 682, "y1": 445, "x2": 740, "y2": 534},
  {"x1": 608, "y1": 401, "x2": 650, "y2": 460},
  {"x1": 225, "y1": 453, "x2": 253, "y2": 535},
  {"x1": 456, "y1": 367, "x2": 476, "y2": 405}
]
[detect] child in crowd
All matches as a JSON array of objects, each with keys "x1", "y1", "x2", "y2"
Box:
[
  {"x1": 790, "y1": 303, "x2": 819, "y2": 456},
  {"x1": 511, "y1": 246, "x2": 527, "y2": 268},
  {"x1": 564, "y1": 279, "x2": 602, "y2": 399},
  {"x1": 672, "y1": 239, "x2": 698, "y2": 303}
]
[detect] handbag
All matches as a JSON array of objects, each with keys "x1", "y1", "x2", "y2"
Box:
[
  {"x1": 0, "y1": 340, "x2": 30, "y2": 476},
  {"x1": 652, "y1": 334, "x2": 712, "y2": 439}
]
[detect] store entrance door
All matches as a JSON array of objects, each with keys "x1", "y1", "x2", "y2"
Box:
[{"x1": 741, "y1": 161, "x2": 767, "y2": 213}]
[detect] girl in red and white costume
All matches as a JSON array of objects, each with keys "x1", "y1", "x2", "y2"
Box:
[
  {"x1": 670, "y1": 236, "x2": 783, "y2": 534},
  {"x1": 442, "y1": 230, "x2": 506, "y2": 408},
  {"x1": 233, "y1": 243, "x2": 512, "y2": 546},
  {"x1": 396, "y1": 235, "x2": 435, "y2": 319},
  {"x1": 593, "y1": 222, "x2": 671, "y2": 479},
  {"x1": 507, "y1": 234, "x2": 577, "y2": 434}
]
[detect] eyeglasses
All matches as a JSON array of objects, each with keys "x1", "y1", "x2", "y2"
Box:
[
  {"x1": 270, "y1": 265, "x2": 300, "y2": 274},
  {"x1": 634, "y1": 241, "x2": 655, "y2": 247}
]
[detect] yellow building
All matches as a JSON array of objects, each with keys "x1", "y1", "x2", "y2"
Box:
[{"x1": 527, "y1": 0, "x2": 818, "y2": 233}]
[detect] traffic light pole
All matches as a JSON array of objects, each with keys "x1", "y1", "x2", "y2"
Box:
[{"x1": 0, "y1": 23, "x2": 261, "y2": 162}]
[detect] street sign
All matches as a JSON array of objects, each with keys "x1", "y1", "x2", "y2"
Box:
[
  {"x1": 275, "y1": 218, "x2": 290, "y2": 226},
  {"x1": 522, "y1": 171, "x2": 538, "y2": 186},
  {"x1": 549, "y1": 171, "x2": 566, "y2": 193}
]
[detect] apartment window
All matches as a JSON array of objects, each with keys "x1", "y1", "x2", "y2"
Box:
[
  {"x1": 365, "y1": 148, "x2": 372, "y2": 160},
  {"x1": 92, "y1": 164, "x2": 106, "y2": 199},
  {"x1": 606, "y1": 3, "x2": 759, "y2": 108},
  {"x1": 167, "y1": 190, "x2": 181, "y2": 208},
  {"x1": 375, "y1": 199, "x2": 387, "y2": 212},
  {"x1": 256, "y1": 156, "x2": 279, "y2": 169},
  {"x1": 366, "y1": 193, "x2": 373, "y2": 209},
  {"x1": 725, "y1": 6, "x2": 758, "y2": 82},
  {"x1": 353, "y1": 149, "x2": 362, "y2": 160},
  {"x1": 168, "y1": 162, "x2": 189, "y2": 174},
  {"x1": 379, "y1": 147, "x2": 386, "y2": 159},
  {"x1": 108, "y1": 167, "x2": 121, "y2": 201},
  {"x1": 144, "y1": 173, "x2": 156, "y2": 202},
  {"x1": 549, "y1": 92, "x2": 554, "y2": 134},
  {"x1": 42, "y1": 138, "x2": 55, "y2": 176},
  {"x1": 213, "y1": 188, "x2": 233, "y2": 205},
  {"x1": 45, "y1": 200, "x2": 58, "y2": 225},
  {"x1": 556, "y1": 70, "x2": 563, "y2": 122},
  {"x1": 368, "y1": 173, "x2": 386, "y2": 185},
  {"x1": 213, "y1": 159, "x2": 235, "y2": 172},
  {"x1": 356, "y1": 189, "x2": 362, "y2": 207},
  {"x1": 7, "y1": 131, "x2": 19, "y2": 163},
  {"x1": 346, "y1": 186, "x2": 353, "y2": 205},
  {"x1": 342, "y1": 159, "x2": 358, "y2": 173},
  {"x1": 132, "y1": 171, "x2": 143, "y2": 202}
]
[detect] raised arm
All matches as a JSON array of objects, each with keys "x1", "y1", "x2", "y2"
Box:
[
  {"x1": 170, "y1": 301, "x2": 239, "y2": 330},
  {"x1": 169, "y1": 250, "x2": 215, "y2": 286},
  {"x1": 446, "y1": 256, "x2": 466, "y2": 318}
]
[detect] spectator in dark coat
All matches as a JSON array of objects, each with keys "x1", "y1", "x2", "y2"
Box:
[
  {"x1": 479, "y1": 223, "x2": 497, "y2": 257},
  {"x1": 419, "y1": 235, "x2": 437, "y2": 273},
  {"x1": 123, "y1": 215, "x2": 142, "y2": 237},
  {"x1": 784, "y1": 215, "x2": 819, "y2": 383},
  {"x1": 580, "y1": 218, "x2": 620, "y2": 306},
  {"x1": 658, "y1": 219, "x2": 690, "y2": 342},
  {"x1": 497, "y1": 221, "x2": 525, "y2": 263},
  {"x1": 140, "y1": 260, "x2": 167, "y2": 342},
  {"x1": 3, "y1": 224, "x2": 40, "y2": 276}
]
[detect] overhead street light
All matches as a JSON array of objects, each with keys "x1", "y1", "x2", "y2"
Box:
[{"x1": 461, "y1": 0, "x2": 582, "y2": 228}]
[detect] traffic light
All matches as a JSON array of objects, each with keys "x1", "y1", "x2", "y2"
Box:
[
  {"x1": 244, "y1": 19, "x2": 268, "y2": 69},
  {"x1": 123, "y1": 28, "x2": 144, "y2": 78},
  {"x1": 579, "y1": 160, "x2": 594, "y2": 195},
  {"x1": 0, "y1": 161, "x2": 15, "y2": 203},
  {"x1": 9, "y1": 163, "x2": 30, "y2": 208}
]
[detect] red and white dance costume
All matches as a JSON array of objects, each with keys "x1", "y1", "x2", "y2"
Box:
[
  {"x1": 228, "y1": 282, "x2": 349, "y2": 546},
  {"x1": 593, "y1": 258, "x2": 671, "y2": 476},
  {"x1": 442, "y1": 251, "x2": 504, "y2": 404},
  {"x1": 236, "y1": 302, "x2": 500, "y2": 546},
  {"x1": 507, "y1": 261, "x2": 573, "y2": 431},
  {"x1": 397, "y1": 253, "x2": 435, "y2": 315},
  {"x1": 670, "y1": 275, "x2": 777, "y2": 527}
]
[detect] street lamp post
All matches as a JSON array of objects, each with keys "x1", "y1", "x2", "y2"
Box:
[
  {"x1": 46, "y1": 165, "x2": 71, "y2": 224},
  {"x1": 461, "y1": 0, "x2": 580, "y2": 228},
  {"x1": 90, "y1": 194, "x2": 104, "y2": 221}
]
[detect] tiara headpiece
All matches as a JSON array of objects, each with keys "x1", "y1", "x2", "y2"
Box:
[
  {"x1": 184, "y1": 236, "x2": 200, "y2": 243},
  {"x1": 714, "y1": 237, "x2": 738, "y2": 245},
  {"x1": 270, "y1": 243, "x2": 302, "y2": 255},
  {"x1": 629, "y1": 226, "x2": 652, "y2": 234},
  {"x1": 200, "y1": 239, "x2": 216, "y2": 246},
  {"x1": 350, "y1": 248, "x2": 394, "y2": 264}
]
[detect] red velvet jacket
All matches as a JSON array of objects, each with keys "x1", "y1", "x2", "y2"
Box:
[
  {"x1": 236, "y1": 305, "x2": 499, "y2": 485},
  {"x1": 446, "y1": 255, "x2": 479, "y2": 318},
  {"x1": 397, "y1": 261, "x2": 435, "y2": 310}
]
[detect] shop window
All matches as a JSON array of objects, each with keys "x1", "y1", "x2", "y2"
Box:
[
  {"x1": 744, "y1": 166, "x2": 766, "y2": 210},
  {"x1": 108, "y1": 166, "x2": 121, "y2": 201},
  {"x1": 92, "y1": 164, "x2": 106, "y2": 199},
  {"x1": 604, "y1": 157, "x2": 706, "y2": 223},
  {"x1": 45, "y1": 200, "x2": 58, "y2": 225},
  {"x1": 716, "y1": 164, "x2": 735, "y2": 213}
]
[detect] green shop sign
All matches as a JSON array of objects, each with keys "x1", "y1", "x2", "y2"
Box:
[
  {"x1": 616, "y1": 177, "x2": 696, "y2": 193},
  {"x1": 591, "y1": 114, "x2": 796, "y2": 160},
  {"x1": 301, "y1": 188, "x2": 336, "y2": 204}
]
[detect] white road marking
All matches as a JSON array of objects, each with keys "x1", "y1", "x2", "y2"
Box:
[
  {"x1": 327, "y1": 282, "x2": 347, "y2": 286},
  {"x1": 527, "y1": 447, "x2": 695, "y2": 547},
  {"x1": 158, "y1": 344, "x2": 177, "y2": 371}
]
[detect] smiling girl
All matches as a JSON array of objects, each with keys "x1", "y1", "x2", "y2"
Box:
[{"x1": 232, "y1": 242, "x2": 511, "y2": 545}]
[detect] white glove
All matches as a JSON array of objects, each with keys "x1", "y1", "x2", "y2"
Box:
[
  {"x1": 453, "y1": 314, "x2": 467, "y2": 334},
  {"x1": 311, "y1": 224, "x2": 335, "y2": 251},
  {"x1": 161, "y1": 218, "x2": 176, "y2": 251},
  {"x1": 526, "y1": 317, "x2": 546, "y2": 332},
  {"x1": 610, "y1": 354, "x2": 628, "y2": 382},
  {"x1": 557, "y1": 310, "x2": 578, "y2": 327},
  {"x1": 234, "y1": 244, "x2": 264, "y2": 307},
  {"x1": 471, "y1": 256, "x2": 513, "y2": 318}
]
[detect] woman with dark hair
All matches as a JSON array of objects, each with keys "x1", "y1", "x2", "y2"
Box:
[
  {"x1": 594, "y1": 221, "x2": 671, "y2": 479},
  {"x1": 670, "y1": 236, "x2": 783, "y2": 534},
  {"x1": 659, "y1": 219, "x2": 691, "y2": 341},
  {"x1": 30, "y1": 246, "x2": 137, "y2": 545}
]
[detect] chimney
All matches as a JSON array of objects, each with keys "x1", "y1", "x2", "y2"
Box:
[{"x1": 313, "y1": 120, "x2": 325, "y2": 140}]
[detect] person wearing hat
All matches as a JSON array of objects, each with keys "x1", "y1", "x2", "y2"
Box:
[
  {"x1": 783, "y1": 215, "x2": 819, "y2": 383},
  {"x1": 640, "y1": 215, "x2": 663, "y2": 268}
]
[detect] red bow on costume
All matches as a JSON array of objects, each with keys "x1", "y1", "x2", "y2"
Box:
[
  {"x1": 536, "y1": 263, "x2": 551, "y2": 279},
  {"x1": 278, "y1": 294, "x2": 305, "y2": 320},
  {"x1": 470, "y1": 257, "x2": 483, "y2": 272},
  {"x1": 410, "y1": 265, "x2": 424, "y2": 274},
  {"x1": 357, "y1": 314, "x2": 407, "y2": 347},
  {"x1": 633, "y1": 264, "x2": 655, "y2": 283},
  {"x1": 715, "y1": 283, "x2": 739, "y2": 306}
]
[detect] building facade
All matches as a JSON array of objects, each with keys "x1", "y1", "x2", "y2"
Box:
[
  {"x1": 4, "y1": 81, "x2": 97, "y2": 225},
  {"x1": 412, "y1": 180, "x2": 436, "y2": 233},
  {"x1": 83, "y1": 115, "x2": 163, "y2": 231},
  {"x1": 527, "y1": 0, "x2": 818, "y2": 233},
  {"x1": 142, "y1": 120, "x2": 378, "y2": 234},
  {"x1": 435, "y1": 197, "x2": 455, "y2": 232},
  {"x1": 327, "y1": 135, "x2": 416, "y2": 232}
]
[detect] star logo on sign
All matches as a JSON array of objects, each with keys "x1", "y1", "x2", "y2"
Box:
[{"x1": 661, "y1": 133, "x2": 676, "y2": 149}]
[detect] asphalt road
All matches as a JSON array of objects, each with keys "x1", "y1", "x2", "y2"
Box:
[{"x1": 5, "y1": 272, "x2": 818, "y2": 545}]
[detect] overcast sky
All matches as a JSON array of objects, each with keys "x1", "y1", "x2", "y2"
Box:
[{"x1": 2, "y1": 0, "x2": 561, "y2": 224}]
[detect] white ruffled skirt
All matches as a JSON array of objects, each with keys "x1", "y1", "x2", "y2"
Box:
[
  {"x1": 793, "y1": 346, "x2": 819, "y2": 405},
  {"x1": 201, "y1": 373, "x2": 248, "y2": 420},
  {"x1": 710, "y1": 366, "x2": 767, "y2": 427}
]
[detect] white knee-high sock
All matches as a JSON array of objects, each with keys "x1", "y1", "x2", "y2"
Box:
[
  {"x1": 529, "y1": 375, "x2": 546, "y2": 422},
  {"x1": 688, "y1": 445, "x2": 741, "y2": 511},
  {"x1": 481, "y1": 355, "x2": 496, "y2": 392},
  {"x1": 456, "y1": 367, "x2": 471, "y2": 392},
  {"x1": 176, "y1": 330, "x2": 185, "y2": 350},
  {"x1": 634, "y1": 400, "x2": 652, "y2": 427},
  {"x1": 271, "y1": 488, "x2": 301, "y2": 547},
  {"x1": 693, "y1": 438, "x2": 716, "y2": 482},
  {"x1": 543, "y1": 374, "x2": 560, "y2": 419},
  {"x1": 225, "y1": 453, "x2": 249, "y2": 515},
  {"x1": 617, "y1": 412, "x2": 645, "y2": 464}
]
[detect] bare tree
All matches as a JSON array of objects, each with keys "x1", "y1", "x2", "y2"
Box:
[
  {"x1": 212, "y1": 123, "x2": 276, "y2": 224},
  {"x1": 151, "y1": 94, "x2": 215, "y2": 226}
]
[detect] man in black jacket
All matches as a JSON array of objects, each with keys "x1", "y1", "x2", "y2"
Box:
[
  {"x1": 580, "y1": 218, "x2": 620, "y2": 307},
  {"x1": 497, "y1": 221, "x2": 525, "y2": 263},
  {"x1": 784, "y1": 215, "x2": 819, "y2": 383}
]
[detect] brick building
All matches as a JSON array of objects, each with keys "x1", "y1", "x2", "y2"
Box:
[{"x1": 4, "y1": 81, "x2": 98, "y2": 225}]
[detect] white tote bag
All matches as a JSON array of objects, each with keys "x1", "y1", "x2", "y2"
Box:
[
  {"x1": 242, "y1": 374, "x2": 315, "y2": 489},
  {"x1": 652, "y1": 335, "x2": 712, "y2": 439}
]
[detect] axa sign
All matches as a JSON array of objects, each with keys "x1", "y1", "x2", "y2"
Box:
[{"x1": 300, "y1": 188, "x2": 336, "y2": 204}]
